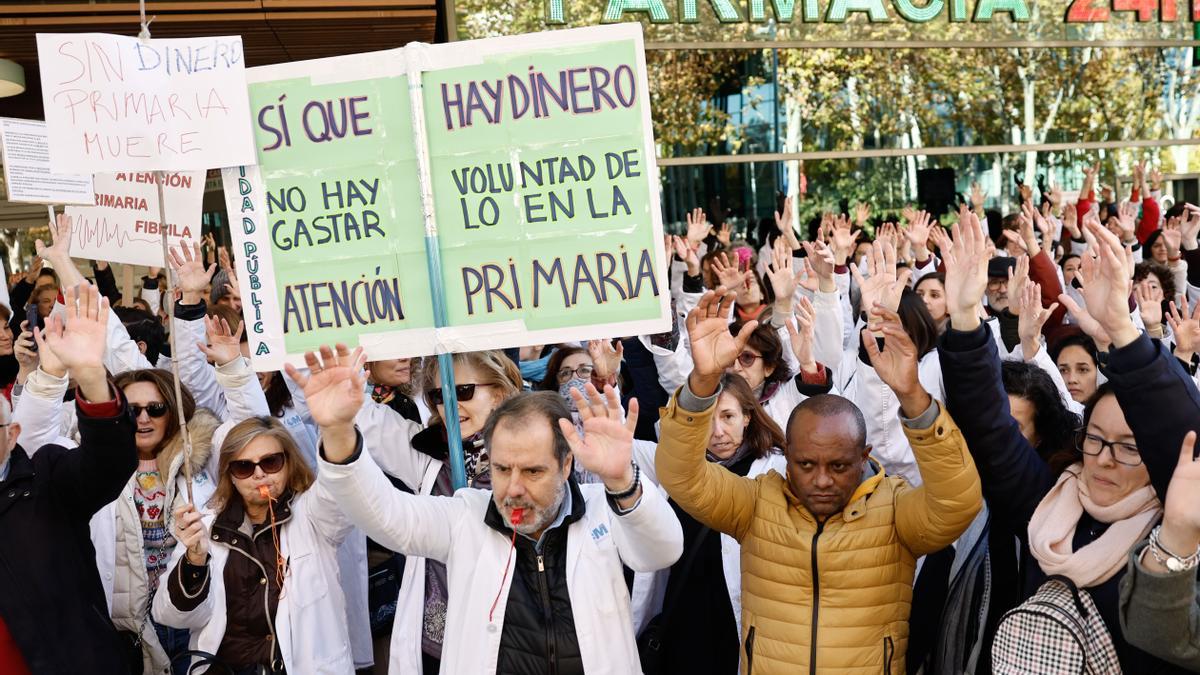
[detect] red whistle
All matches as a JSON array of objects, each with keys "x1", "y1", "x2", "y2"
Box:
[{"x1": 511, "y1": 508, "x2": 525, "y2": 525}]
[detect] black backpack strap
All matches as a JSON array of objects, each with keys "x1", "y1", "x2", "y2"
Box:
[{"x1": 1044, "y1": 574, "x2": 1090, "y2": 618}]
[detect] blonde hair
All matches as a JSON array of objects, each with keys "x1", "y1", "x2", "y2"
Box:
[
  {"x1": 208, "y1": 417, "x2": 314, "y2": 513},
  {"x1": 420, "y1": 351, "x2": 523, "y2": 428}
]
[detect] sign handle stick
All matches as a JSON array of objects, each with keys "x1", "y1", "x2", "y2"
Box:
[
  {"x1": 156, "y1": 171, "x2": 196, "y2": 505},
  {"x1": 405, "y1": 48, "x2": 468, "y2": 491}
]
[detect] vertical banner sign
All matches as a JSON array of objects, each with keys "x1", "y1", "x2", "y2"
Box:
[
  {"x1": 226, "y1": 24, "x2": 668, "y2": 369},
  {"x1": 0, "y1": 118, "x2": 94, "y2": 204},
  {"x1": 66, "y1": 172, "x2": 204, "y2": 266},
  {"x1": 36, "y1": 33, "x2": 256, "y2": 173}
]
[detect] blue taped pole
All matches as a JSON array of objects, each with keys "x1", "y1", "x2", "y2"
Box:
[{"x1": 424, "y1": 234, "x2": 467, "y2": 490}]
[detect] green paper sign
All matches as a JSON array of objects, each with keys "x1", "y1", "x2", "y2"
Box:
[{"x1": 223, "y1": 25, "x2": 669, "y2": 371}]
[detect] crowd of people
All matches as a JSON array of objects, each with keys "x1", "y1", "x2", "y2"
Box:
[{"x1": 1, "y1": 159, "x2": 1199, "y2": 675}]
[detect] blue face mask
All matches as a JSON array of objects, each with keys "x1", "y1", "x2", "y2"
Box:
[
  {"x1": 520, "y1": 354, "x2": 552, "y2": 382},
  {"x1": 558, "y1": 378, "x2": 590, "y2": 410}
]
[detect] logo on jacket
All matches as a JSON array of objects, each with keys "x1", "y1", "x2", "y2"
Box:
[{"x1": 590, "y1": 523, "x2": 609, "y2": 542}]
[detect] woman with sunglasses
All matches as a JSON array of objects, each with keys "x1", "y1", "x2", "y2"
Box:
[
  {"x1": 351, "y1": 349, "x2": 523, "y2": 675},
  {"x1": 937, "y1": 215, "x2": 1200, "y2": 673},
  {"x1": 154, "y1": 415, "x2": 356, "y2": 675}
]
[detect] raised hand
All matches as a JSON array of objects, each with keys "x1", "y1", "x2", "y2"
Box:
[
  {"x1": 1007, "y1": 255, "x2": 1030, "y2": 312},
  {"x1": 862, "y1": 304, "x2": 931, "y2": 418},
  {"x1": 671, "y1": 235, "x2": 700, "y2": 276},
  {"x1": 943, "y1": 206, "x2": 990, "y2": 331},
  {"x1": 799, "y1": 240, "x2": 836, "y2": 293},
  {"x1": 1019, "y1": 201, "x2": 1046, "y2": 256},
  {"x1": 1057, "y1": 293, "x2": 1112, "y2": 351},
  {"x1": 1013, "y1": 281, "x2": 1057, "y2": 358},
  {"x1": 829, "y1": 213, "x2": 860, "y2": 266},
  {"x1": 905, "y1": 210, "x2": 935, "y2": 257},
  {"x1": 22, "y1": 257, "x2": 43, "y2": 285},
  {"x1": 218, "y1": 246, "x2": 233, "y2": 272},
  {"x1": 1077, "y1": 218, "x2": 1138, "y2": 347},
  {"x1": 1062, "y1": 203, "x2": 1081, "y2": 240},
  {"x1": 686, "y1": 290, "x2": 757, "y2": 396},
  {"x1": 1047, "y1": 182, "x2": 1064, "y2": 209},
  {"x1": 168, "y1": 240, "x2": 217, "y2": 303},
  {"x1": 1156, "y1": 431, "x2": 1200, "y2": 561},
  {"x1": 1133, "y1": 159, "x2": 1146, "y2": 192},
  {"x1": 774, "y1": 197, "x2": 800, "y2": 249},
  {"x1": 852, "y1": 239, "x2": 904, "y2": 320},
  {"x1": 1182, "y1": 204, "x2": 1200, "y2": 250},
  {"x1": 711, "y1": 252, "x2": 748, "y2": 290},
  {"x1": 560, "y1": 383, "x2": 639, "y2": 495},
  {"x1": 587, "y1": 338, "x2": 624, "y2": 381},
  {"x1": 784, "y1": 295, "x2": 819, "y2": 374},
  {"x1": 36, "y1": 283, "x2": 109, "y2": 401},
  {"x1": 765, "y1": 238, "x2": 799, "y2": 308},
  {"x1": 716, "y1": 222, "x2": 732, "y2": 248},
  {"x1": 1135, "y1": 281, "x2": 1164, "y2": 330},
  {"x1": 198, "y1": 315, "x2": 245, "y2": 366},
  {"x1": 1168, "y1": 296, "x2": 1200, "y2": 359},
  {"x1": 969, "y1": 181, "x2": 987, "y2": 211},
  {"x1": 685, "y1": 207, "x2": 710, "y2": 246},
  {"x1": 854, "y1": 202, "x2": 871, "y2": 228},
  {"x1": 173, "y1": 504, "x2": 210, "y2": 565},
  {"x1": 34, "y1": 213, "x2": 73, "y2": 265},
  {"x1": 285, "y1": 344, "x2": 367, "y2": 437},
  {"x1": 1161, "y1": 218, "x2": 1183, "y2": 260},
  {"x1": 1116, "y1": 201, "x2": 1138, "y2": 242}
]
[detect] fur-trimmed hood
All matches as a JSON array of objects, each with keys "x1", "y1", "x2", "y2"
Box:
[{"x1": 155, "y1": 407, "x2": 221, "y2": 481}]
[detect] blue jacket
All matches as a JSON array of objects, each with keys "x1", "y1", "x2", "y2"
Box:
[{"x1": 939, "y1": 325, "x2": 1199, "y2": 675}]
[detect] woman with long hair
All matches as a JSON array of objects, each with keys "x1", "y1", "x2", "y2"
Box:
[
  {"x1": 155, "y1": 416, "x2": 356, "y2": 674},
  {"x1": 631, "y1": 372, "x2": 787, "y2": 673}
]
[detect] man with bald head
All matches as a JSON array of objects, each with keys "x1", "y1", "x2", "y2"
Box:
[{"x1": 656, "y1": 289, "x2": 982, "y2": 675}]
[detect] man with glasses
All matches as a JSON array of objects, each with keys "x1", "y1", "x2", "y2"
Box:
[
  {"x1": 0, "y1": 284, "x2": 138, "y2": 674},
  {"x1": 306, "y1": 343, "x2": 683, "y2": 675},
  {"x1": 985, "y1": 257, "x2": 1022, "y2": 351}
]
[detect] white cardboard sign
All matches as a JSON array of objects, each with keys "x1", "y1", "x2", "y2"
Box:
[
  {"x1": 65, "y1": 171, "x2": 204, "y2": 267},
  {"x1": 36, "y1": 33, "x2": 256, "y2": 173}
]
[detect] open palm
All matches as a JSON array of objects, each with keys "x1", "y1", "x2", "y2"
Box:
[
  {"x1": 285, "y1": 344, "x2": 366, "y2": 428},
  {"x1": 560, "y1": 384, "x2": 638, "y2": 483},
  {"x1": 38, "y1": 283, "x2": 107, "y2": 374},
  {"x1": 1163, "y1": 432, "x2": 1200, "y2": 544},
  {"x1": 686, "y1": 290, "x2": 756, "y2": 378}
]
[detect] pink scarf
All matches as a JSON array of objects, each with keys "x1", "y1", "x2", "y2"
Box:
[{"x1": 1027, "y1": 464, "x2": 1161, "y2": 588}]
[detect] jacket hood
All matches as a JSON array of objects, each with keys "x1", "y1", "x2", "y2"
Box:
[{"x1": 155, "y1": 408, "x2": 220, "y2": 481}]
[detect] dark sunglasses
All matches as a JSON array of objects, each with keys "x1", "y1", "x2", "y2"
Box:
[
  {"x1": 229, "y1": 452, "x2": 286, "y2": 480},
  {"x1": 130, "y1": 403, "x2": 170, "y2": 419},
  {"x1": 429, "y1": 383, "x2": 493, "y2": 405}
]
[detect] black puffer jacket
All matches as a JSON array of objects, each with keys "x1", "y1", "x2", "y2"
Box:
[{"x1": 489, "y1": 477, "x2": 586, "y2": 675}]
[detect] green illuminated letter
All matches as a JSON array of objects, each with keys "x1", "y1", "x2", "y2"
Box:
[
  {"x1": 894, "y1": 0, "x2": 944, "y2": 20},
  {"x1": 604, "y1": 0, "x2": 673, "y2": 21},
  {"x1": 680, "y1": 0, "x2": 742, "y2": 22},
  {"x1": 750, "y1": 0, "x2": 798, "y2": 21},
  {"x1": 973, "y1": 0, "x2": 1030, "y2": 20},
  {"x1": 826, "y1": 0, "x2": 890, "y2": 21}
]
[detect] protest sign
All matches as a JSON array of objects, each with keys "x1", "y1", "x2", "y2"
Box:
[
  {"x1": 66, "y1": 171, "x2": 204, "y2": 266},
  {"x1": 227, "y1": 24, "x2": 667, "y2": 370},
  {"x1": 0, "y1": 118, "x2": 94, "y2": 204},
  {"x1": 36, "y1": 33, "x2": 255, "y2": 173}
]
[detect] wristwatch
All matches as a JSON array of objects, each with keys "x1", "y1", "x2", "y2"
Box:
[{"x1": 1148, "y1": 525, "x2": 1200, "y2": 573}]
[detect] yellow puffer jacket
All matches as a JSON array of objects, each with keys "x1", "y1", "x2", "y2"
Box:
[{"x1": 656, "y1": 394, "x2": 981, "y2": 675}]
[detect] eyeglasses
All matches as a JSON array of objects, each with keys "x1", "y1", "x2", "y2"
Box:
[
  {"x1": 429, "y1": 383, "x2": 494, "y2": 405},
  {"x1": 987, "y1": 278, "x2": 1009, "y2": 289},
  {"x1": 1078, "y1": 433, "x2": 1142, "y2": 467},
  {"x1": 130, "y1": 403, "x2": 169, "y2": 419},
  {"x1": 557, "y1": 365, "x2": 594, "y2": 382},
  {"x1": 735, "y1": 352, "x2": 763, "y2": 368},
  {"x1": 229, "y1": 452, "x2": 286, "y2": 480}
]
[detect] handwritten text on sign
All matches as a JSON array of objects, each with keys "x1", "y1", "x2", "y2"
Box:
[
  {"x1": 66, "y1": 171, "x2": 204, "y2": 267},
  {"x1": 36, "y1": 33, "x2": 256, "y2": 173}
]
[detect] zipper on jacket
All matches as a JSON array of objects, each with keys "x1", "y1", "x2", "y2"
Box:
[
  {"x1": 810, "y1": 521, "x2": 824, "y2": 675},
  {"x1": 227, "y1": 543, "x2": 279, "y2": 663},
  {"x1": 745, "y1": 625, "x2": 756, "y2": 674},
  {"x1": 883, "y1": 636, "x2": 893, "y2": 675},
  {"x1": 536, "y1": 553, "x2": 557, "y2": 675}
]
